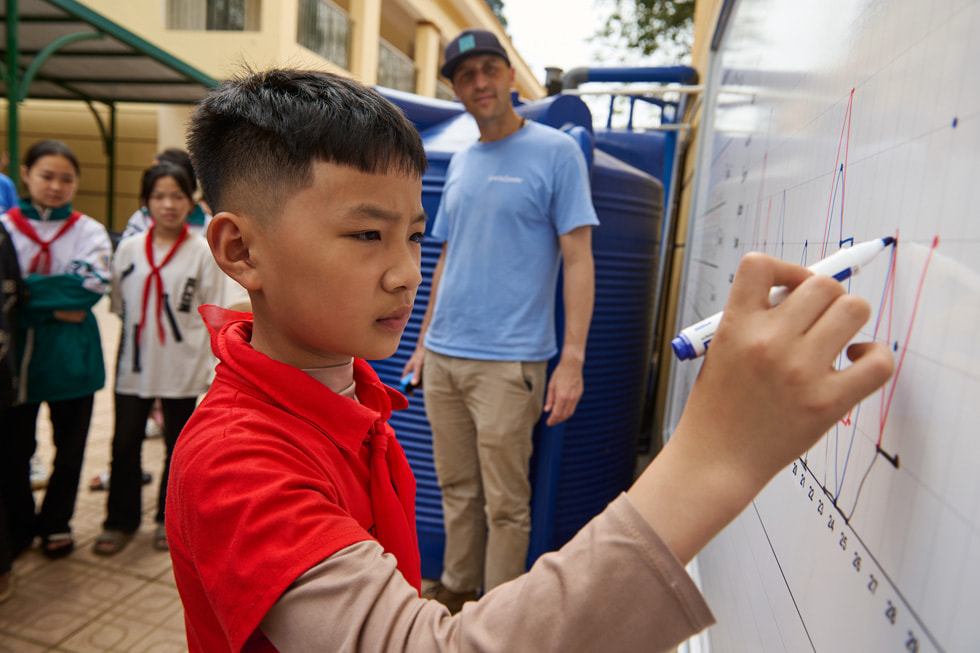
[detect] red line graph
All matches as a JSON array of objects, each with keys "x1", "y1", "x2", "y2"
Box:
[
  {"x1": 801, "y1": 85, "x2": 941, "y2": 514},
  {"x1": 874, "y1": 235, "x2": 940, "y2": 442},
  {"x1": 836, "y1": 234, "x2": 940, "y2": 520},
  {"x1": 821, "y1": 88, "x2": 855, "y2": 258}
]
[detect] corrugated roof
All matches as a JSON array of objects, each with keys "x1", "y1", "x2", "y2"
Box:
[{"x1": 1, "y1": 0, "x2": 218, "y2": 105}]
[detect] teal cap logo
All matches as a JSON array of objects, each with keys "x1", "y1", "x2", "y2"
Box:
[{"x1": 459, "y1": 34, "x2": 476, "y2": 53}]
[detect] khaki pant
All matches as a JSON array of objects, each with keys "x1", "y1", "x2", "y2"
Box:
[{"x1": 423, "y1": 349, "x2": 548, "y2": 593}]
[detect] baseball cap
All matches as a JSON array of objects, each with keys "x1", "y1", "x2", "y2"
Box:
[{"x1": 441, "y1": 29, "x2": 511, "y2": 81}]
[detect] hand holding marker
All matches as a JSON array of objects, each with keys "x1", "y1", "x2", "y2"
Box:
[{"x1": 671, "y1": 237, "x2": 896, "y2": 361}]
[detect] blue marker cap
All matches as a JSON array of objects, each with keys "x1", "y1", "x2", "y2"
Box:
[
  {"x1": 399, "y1": 372, "x2": 414, "y2": 394},
  {"x1": 670, "y1": 334, "x2": 697, "y2": 361}
]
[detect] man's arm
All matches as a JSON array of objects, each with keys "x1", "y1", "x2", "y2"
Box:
[
  {"x1": 544, "y1": 225, "x2": 594, "y2": 426},
  {"x1": 401, "y1": 242, "x2": 447, "y2": 388}
]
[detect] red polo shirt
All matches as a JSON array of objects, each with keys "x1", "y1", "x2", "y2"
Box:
[{"x1": 167, "y1": 306, "x2": 419, "y2": 653}]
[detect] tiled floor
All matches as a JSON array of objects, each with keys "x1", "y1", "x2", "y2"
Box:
[{"x1": 0, "y1": 298, "x2": 189, "y2": 652}]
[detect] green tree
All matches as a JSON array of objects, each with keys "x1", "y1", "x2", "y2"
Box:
[
  {"x1": 485, "y1": 0, "x2": 508, "y2": 29},
  {"x1": 595, "y1": 0, "x2": 694, "y2": 58}
]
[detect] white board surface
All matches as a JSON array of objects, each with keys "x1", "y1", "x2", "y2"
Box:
[{"x1": 666, "y1": 1, "x2": 980, "y2": 650}]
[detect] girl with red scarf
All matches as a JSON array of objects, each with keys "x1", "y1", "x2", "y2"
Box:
[
  {"x1": 93, "y1": 163, "x2": 226, "y2": 555},
  {"x1": 0, "y1": 140, "x2": 112, "y2": 559}
]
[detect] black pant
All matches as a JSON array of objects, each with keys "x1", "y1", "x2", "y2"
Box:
[
  {"x1": 0, "y1": 396, "x2": 94, "y2": 545},
  {"x1": 0, "y1": 483, "x2": 11, "y2": 574},
  {"x1": 103, "y1": 394, "x2": 196, "y2": 533}
]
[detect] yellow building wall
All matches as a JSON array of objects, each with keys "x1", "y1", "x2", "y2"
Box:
[{"x1": 1, "y1": 100, "x2": 159, "y2": 232}]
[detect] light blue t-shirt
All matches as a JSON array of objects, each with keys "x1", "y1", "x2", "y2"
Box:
[
  {"x1": 0, "y1": 174, "x2": 17, "y2": 214},
  {"x1": 424, "y1": 121, "x2": 599, "y2": 361}
]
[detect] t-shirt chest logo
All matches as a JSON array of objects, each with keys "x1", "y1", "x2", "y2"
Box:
[{"x1": 488, "y1": 174, "x2": 523, "y2": 184}]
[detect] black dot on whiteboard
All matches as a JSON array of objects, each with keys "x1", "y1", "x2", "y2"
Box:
[{"x1": 952, "y1": 117, "x2": 958, "y2": 128}]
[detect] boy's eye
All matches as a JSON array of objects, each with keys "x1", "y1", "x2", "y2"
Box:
[
  {"x1": 410, "y1": 232, "x2": 426, "y2": 244},
  {"x1": 354, "y1": 231, "x2": 381, "y2": 241}
]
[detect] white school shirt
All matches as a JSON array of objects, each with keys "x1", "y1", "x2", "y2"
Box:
[
  {"x1": 121, "y1": 208, "x2": 250, "y2": 312},
  {"x1": 111, "y1": 230, "x2": 225, "y2": 398},
  {"x1": 0, "y1": 208, "x2": 111, "y2": 293}
]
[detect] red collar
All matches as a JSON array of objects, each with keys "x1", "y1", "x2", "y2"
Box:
[{"x1": 198, "y1": 305, "x2": 408, "y2": 453}]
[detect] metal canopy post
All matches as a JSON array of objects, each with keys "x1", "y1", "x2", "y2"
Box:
[{"x1": 6, "y1": 0, "x2": 20, "y2": 178}]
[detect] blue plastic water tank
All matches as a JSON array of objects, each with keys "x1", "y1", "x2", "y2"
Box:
[{"x1": 371, "y1": 90, "x2": 663, "y2": 579}]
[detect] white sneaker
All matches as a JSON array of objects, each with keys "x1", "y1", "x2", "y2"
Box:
[
  {"x1": 145, "y1": 418, "x2": 164, "y2": 438},
  {"x1": 30, "y1": 455, "x2": 49, "y2": 491}
]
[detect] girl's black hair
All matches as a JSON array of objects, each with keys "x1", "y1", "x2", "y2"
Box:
[
  {"x1": 139, "y1": 162, "x2": 195, "y2": 206},
  {"x1": 23, "y1": 140, "x2": 80, "y2": 174},
  {"x1": 155, "y1": 148, "x2": 198, "y2": 195}
]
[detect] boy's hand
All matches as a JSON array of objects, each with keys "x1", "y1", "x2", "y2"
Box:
[
  {"x1": 685, "y1": 252, "x2": 894, "y2": 487},
  {"x1": 629, "y1": 253, "x2": 894, "y2": 563}
]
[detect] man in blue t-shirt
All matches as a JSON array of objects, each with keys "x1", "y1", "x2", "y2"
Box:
[{"x1": 403, "y1": 28, "x2": 599, "y2": 613}]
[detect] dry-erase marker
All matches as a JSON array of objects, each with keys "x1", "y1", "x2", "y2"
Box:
[{"x1": 671, "y1": 236, "x2": 896, "y2": 361}]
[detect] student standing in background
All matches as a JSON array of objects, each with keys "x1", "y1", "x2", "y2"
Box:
[
  {"x1": 0, "y1": 140, "x2": 112, "y2": 559},
  {"x1": 94, "y1": 162, "x2": 227, "y2": 556}
]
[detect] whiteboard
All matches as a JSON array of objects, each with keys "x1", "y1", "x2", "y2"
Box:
[{"x1": 665, "y1": 0, "x2": 980, "y2": 650}]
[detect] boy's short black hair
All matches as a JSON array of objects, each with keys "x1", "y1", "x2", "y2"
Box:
[{"x1": 188, "y1": 68, "x2": 428, "y2": 220}]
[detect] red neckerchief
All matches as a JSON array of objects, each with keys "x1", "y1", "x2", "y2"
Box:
[
  {"x1": 138, "y1": 223, "x2": 189, "y2": 346},
  {"x1": 198, "y1": 306, "x2": 422, "y2": 592},
  {"x1": 6, "y1": 207, "x2": 82, "y2": 274}
]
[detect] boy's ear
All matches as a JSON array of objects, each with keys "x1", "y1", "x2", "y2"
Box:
[{"x1": 208, "y1": 212, "x2": 261, "y2": 291}]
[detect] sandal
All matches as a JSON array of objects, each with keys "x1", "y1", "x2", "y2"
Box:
[
  {"x1": 0, "y1": 572, "x2": 13, "y2": 603},
  {"x1": 153, "y1": 523, "x2": 169, "y2": 551},
  {"x1": 41, "y1": 533, "x2": 75, "y2": 560},
  {"x1": 93, "y1": 529, "x2": 134, "y2": 556}
]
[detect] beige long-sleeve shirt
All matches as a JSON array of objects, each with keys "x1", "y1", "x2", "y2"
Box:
[{"x1": 262, "y1": 493, "x2": 714, "y2": 652}]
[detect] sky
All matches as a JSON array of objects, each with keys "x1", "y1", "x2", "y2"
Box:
[
  {"x1": 502, "y1": 0, "x2": 675, "y2": 127},
  {"x1": 502, "y1": 0, "x2": 613, "y2": 85}
]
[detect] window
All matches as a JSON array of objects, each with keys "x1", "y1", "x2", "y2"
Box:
[
  {"x1": 296, "y1": 0, "x2": 351, "y2": 69},
  {"x1": 168, "y1": 0, "x2": 260, "y2": 31},
  {"x1": 377, "y1": 39, "x2": 415, "y2": 92}
]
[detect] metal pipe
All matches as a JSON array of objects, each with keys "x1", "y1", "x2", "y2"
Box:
[{"x1": 562, "y1": 65, "x2": 699, "y2": 90}]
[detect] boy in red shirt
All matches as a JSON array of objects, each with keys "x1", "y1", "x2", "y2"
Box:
[{"x1": 167, "y1": 68, "x2": 894, "y2": 652}]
